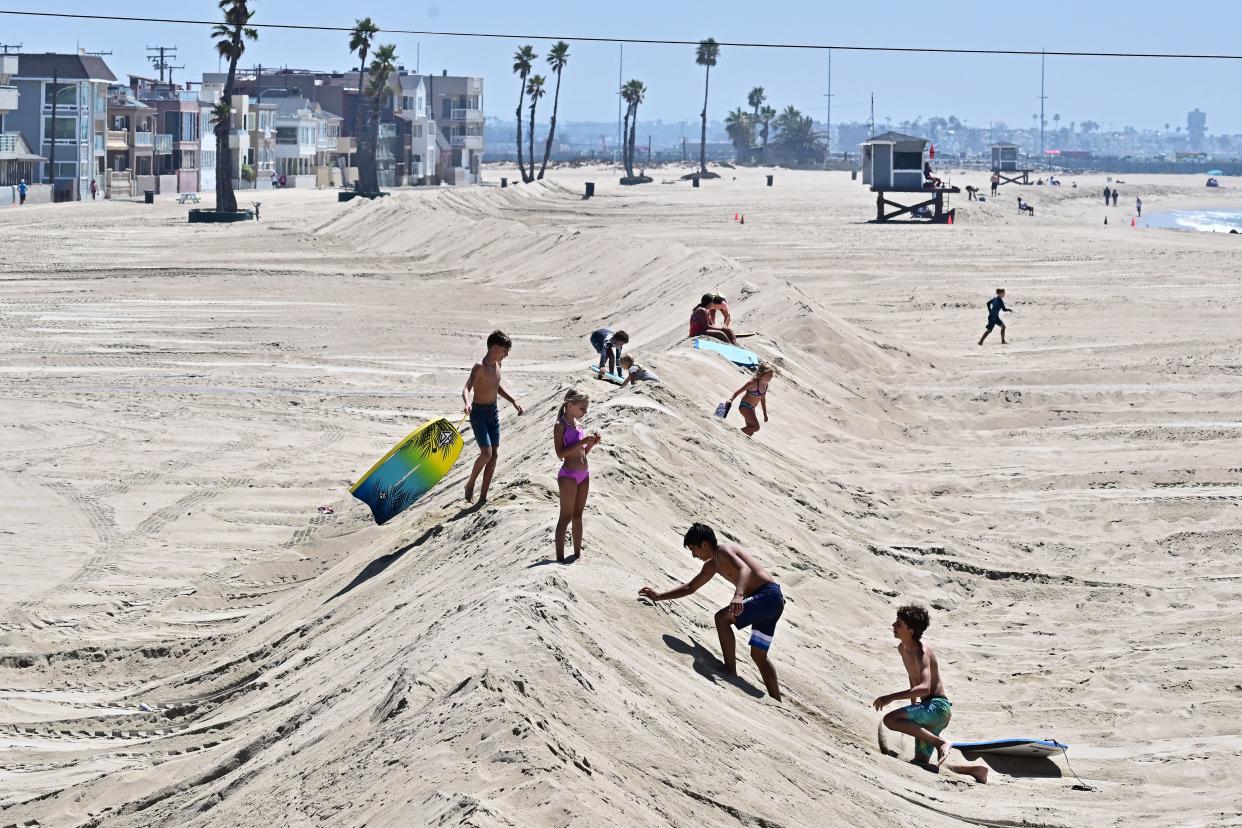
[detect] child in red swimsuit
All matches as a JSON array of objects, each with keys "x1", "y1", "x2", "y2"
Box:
[{"x1": 554, "y1": 389, "x2": 601, "y2": 563}]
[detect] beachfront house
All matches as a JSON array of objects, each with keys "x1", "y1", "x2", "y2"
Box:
[
  {"x1": 270, "y1": 94, "x2": 344, "y2": 187},
  {"x1": 427, "y1": 71, "x2": 484, "y2": 185},
  {"x1": 860, "y1": 131, "x2": 927, "y2": 191},
  {"x1": 395, "y1": 74, "x2": 436, "y2": 185},
  {"x1": 0, "y1": 54, "x2": 47, "y2": 205},
  {"x1": 9, "y1": 51, "x2": 115, "y2": 201},
  {"x1": 132, "y1": 76, "x2": 202, "y2": 194},
  {"x1": 105, "y1": 86, "x2": 157, "y2": 198}
]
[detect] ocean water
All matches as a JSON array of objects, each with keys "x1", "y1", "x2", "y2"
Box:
[{"x1": 1144, "y1": 209, "x2": 1242, "y2": 233}]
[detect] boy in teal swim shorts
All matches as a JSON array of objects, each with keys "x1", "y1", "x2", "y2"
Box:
[{"x1": 872, "y1": 604, "x2": 989, "y2": 783}]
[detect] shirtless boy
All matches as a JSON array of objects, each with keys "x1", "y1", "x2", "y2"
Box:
[
  {"x1": 872, "y1": 604, "x2": 988, "y2": 783},
  {"x1": 639, "y1": 523, "x2": 785, "y2": 701},
  {"x1": 462, "y1": 330, "x2": 523, "y2": 503}
]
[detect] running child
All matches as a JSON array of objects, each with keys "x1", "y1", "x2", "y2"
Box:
[
  {"x1": 618, "y1": 355, "x2": 660, "y2": 386},
  {"x1": 553, "y1": 388, "x2": 600, "y2": 563},
  {"x1": 872, "y1": 604, "x2": 988, "y2": 783},
  {"x1": 462, "y1": 330, "x2": 523, "y2": 503},
  {"x1": 639, "y1": 523, "x2": 784, "y2": 701},
  {"x1": 978, "y1": 288, "x2": 1013, "y2": 346},
  {"x1": 590, "y1": 328, "x2": 629, "y2": 378},
  {"x1": 730, "y1": 360, "x2": 774, "y2": 437}
]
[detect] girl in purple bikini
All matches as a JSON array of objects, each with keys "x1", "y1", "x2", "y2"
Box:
[{"x1": 553, "y1": 389, "x2": 601, "y2": 563}]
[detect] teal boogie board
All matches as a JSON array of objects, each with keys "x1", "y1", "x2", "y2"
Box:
[
  {"x1": 587, "y1": 364, "x2": 625, "y2": 385},
  {"x1": 692, "y1": 337, "x2": 759, "y2": 368},
  {"x1": 952, "y1": 738, "x2": 1068, "y2": 758},
  {"x1": 350, "y1": 418, "x2": 464, "y2": 525}
]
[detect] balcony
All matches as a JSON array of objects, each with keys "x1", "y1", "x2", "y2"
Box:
[
  {"x1": 154, "y1": 133, "x2": 173, "y2": 154},
  {"x1": 134, "y1": 132, "x2": 153, "y2": 147},
  {"x1": 0, "y1": 133, "x2": 17, "y2": 153},
  {"x1": 107, "y1": 130, "x2": 129, "y2": 150},
  {"x1": 451, "y1": 107, "x2": 483, "y2": 122},
  {"x1": 0, "y1": 84, "x2": 17, "y2": 113},
  {"x1": 336, "y1": 136, "x2": 356, "y2": 155},
  {"x1": 452, "y1": 134, "x2": 483, "y2": 151}
]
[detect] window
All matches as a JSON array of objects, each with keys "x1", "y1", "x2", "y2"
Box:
[
  {"x1": 276, "y1": 126, "x2": 297, "y2": 144},
  {"x1": 43, "y1": 117, "x2": 76, "y2": 141},
  {"x1": 43, "y1": 84, "x2": 76, "y2": 107},
  {"x1": 893, "y1": 151, "x2": 922, "y2": 170},
  {"x1": 52, "y1": 161, "x2": 78, "y2": 179}
]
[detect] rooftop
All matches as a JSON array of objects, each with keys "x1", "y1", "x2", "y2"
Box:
[{"x1": 16, "y1": 52, "x2": 117, "y2": 83}]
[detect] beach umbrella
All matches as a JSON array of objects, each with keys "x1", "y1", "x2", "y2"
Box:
[{"x1": 1207, "y1": 169, "x2": 1224, "y2": 176}]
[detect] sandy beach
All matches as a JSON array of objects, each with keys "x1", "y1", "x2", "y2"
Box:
[{"x1": 2, "y1": 166, "x2": 1241, "y2": 827}]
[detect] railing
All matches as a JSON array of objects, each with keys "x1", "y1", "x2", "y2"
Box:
[
  {"x1": 451, "y1": 107, "x2": 482, "y2": 121},
  {"x1": 317, "y1": 136, "x2": 335, "y2": 150},
  {"x1": 107, "y1": 129, "x2": 129, "y2": 149},
  {"x1": 452, "y1": 135, "x2": 483, "y2": 150},
  {"x1": 0, "y1": 132, "x2": 17, "y2": 152},
  {"x1": 134, "y1": 132, "x2": 153, "y2": 147},
  {"x1": 154, "y1": 133, "x2": 173, "y2": 153}
]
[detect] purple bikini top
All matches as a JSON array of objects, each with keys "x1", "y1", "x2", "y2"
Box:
[{"x1": 561, "y1": 418, "x2": 584, "y2": 448}]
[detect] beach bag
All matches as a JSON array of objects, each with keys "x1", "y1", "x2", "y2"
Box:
[{"x1": 714, "y1": 401, "x2": 732, "y2": 418}]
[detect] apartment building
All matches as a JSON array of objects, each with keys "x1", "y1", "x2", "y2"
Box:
[
  {"x1": 104, "y1": 86, "x2": 156, "y2": 197},
  {"x1": 8, "y1": 52, "x2": 114, "y2": 201},
  {"x1": 197, "y1": 82, "x2": 277, "y2": 192},
  {"x1": 1, "y1": 54, "x2": 47, "y2": 204},
  {"x1": 270, "y1": 94, "x2": 345, "y2": 187},
  {"x1": 425, "y1": 72, "x2": 484, "y2": 185},
  {"x1": 131, "y1": 76, "x2": 201, "y2": 194}
]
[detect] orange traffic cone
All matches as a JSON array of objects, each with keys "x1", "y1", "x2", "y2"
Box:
[
  {"x1": 947, "y1": 213, "x2": 954, "y2": 225},
  {"x1": 733, "y1": 212, "x2": 739, "y2": 221},
  {"x1": 1131, "y1": 217, "x2": 1136, "y2": 227}
]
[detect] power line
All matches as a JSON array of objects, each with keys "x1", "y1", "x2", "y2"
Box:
[{"x1": 2, "y1": 9, "x2": 1242, "y2": 61}]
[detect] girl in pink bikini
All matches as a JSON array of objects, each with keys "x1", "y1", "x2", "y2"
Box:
[{"x1": 553, "y1": 389, "x2": 601, "y2": 563}]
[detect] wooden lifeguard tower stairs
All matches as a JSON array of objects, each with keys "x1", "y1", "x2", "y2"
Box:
[
  {"x1": 991, "y1": 142, "x2": 1033, "y2": 186},
  {"x1": 860, "y1": 132, "x2": 958, "y2": 224}
]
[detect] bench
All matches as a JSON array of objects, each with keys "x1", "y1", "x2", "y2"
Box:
[{"x1": 176, "y1": 193, "x2": 201, "y2": 205}]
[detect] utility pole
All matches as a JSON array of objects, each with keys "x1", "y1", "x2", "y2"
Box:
[
  {"x1": 147, "y1": 45, "x2": 178, "y2": 83},
  {"x1": 48, "y1": 69, "x2": 59, "y2": 199},
  {"x1": 0, "y1": 43, "x2": 22, "y2": 54},
  {"x1": 868, "y1": 92, "x2": 875, "y2": 138},
  {"x1": 615, "y1": 43, "x2": 623, "y2": 168},
  {"x1": 821, "y1": 49, "x2": 834, "y2": 169},
  {"x1": 1038, "y1": 48, "x2": 1047, "y2": 169}
]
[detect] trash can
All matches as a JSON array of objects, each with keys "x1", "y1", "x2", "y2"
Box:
[
  {"x1": 766, "y1": 175, "x2": 774, "y2": 187},
  {"x1": 585, "y1": 182, "x2": 595, "y2": 198},
  {"x1": 144, "y1": 190, "x2": 155, "y2": 204},
  {"x1": 692, "y1": 176, "x2": 700, "y2": 188},
  {"x1": 850, "y1": 170, "x2": 857, "y2": 181},
  {"x1": 500, "y1": 177, "x2": 508, "y2": 188}
]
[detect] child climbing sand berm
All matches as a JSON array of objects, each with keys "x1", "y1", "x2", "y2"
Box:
[
  {"x1": 639, "y1": 523, "x2": 784, "y2": 701},
  {"x1": 872, "y1": 604, "x2": 989, "y2": 783},
  {"x1": 553, "y1": 389, "x2": 600, "y2": 563},
  {"x1": 462, "y1": 330, "x2": 523, "y2": 503},
  {"x1": 730, "y1": 361, "x2": 774, "y2": 437}
]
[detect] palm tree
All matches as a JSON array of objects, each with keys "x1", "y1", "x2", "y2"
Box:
[
  {"x1": 512, "y1": 45, "x2": 535, "y2": 182},
  {"x1": 620, "y1": 79, "x2": 646, "y2": 178},
  {"x1": 211, "y1": 0, "x2": 258, "y2": 213},
  {"x1": 695, "y1": 38, "x2": 720, "y2": 177},
  {"x1": 758, "y1": 105, "x2": 775, "y2": 163},
  {"x1": 526, "y1": 75, "x2": 545, "y2": 182},
  {"x1": 773, "y1": 105, "x2": 822, "y2": 165},
  {"x1": 747, "y1": 86, "x2": 765, "y2": 148},
  {"x1": 724, "y1": 107, "x2": 752, "y2": 163},
  {"x1": 348, "y1": 18, "x2": 379, "y2": 185},
  {"x1": 360, "y1": 44, "x2": 397, "y2": 193},
  {"x1": 538, "y1": 41, "x2": 570, "y2": 180}
]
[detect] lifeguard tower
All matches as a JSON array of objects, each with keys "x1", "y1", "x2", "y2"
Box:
[
  {"x1": 861, "y1": 132, "x2": 958, "y2": 223},
  {"x1": 990, "y1": 142, "x2": 1032, "y2": 186}
]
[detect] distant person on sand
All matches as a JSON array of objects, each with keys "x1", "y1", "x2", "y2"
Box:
[
  {"x1": 978, "y1": 288, "x2": 1013, "y2": 346},
  {"x1": 730, "y1": 360, "x2": 774, "y2": 437},
  {"x1": 553, "y1": 388, "x2": 600, "y2": 563},
  {"x1": 1136, "y1": 197, "x2": 1142, "y2": 217},
  {"x1": 690, "y1": 295, "x2": 738, "y2": 344},
  {"x1": 965, "y1": 185, "x2": 978, "y2": 201},
  {"x1": 90, "y1": 179, "x2": 98, "y2": 200},
  {"x1": 591, "y1": 327, "x2": 629, "y2": 378},
  {"x1": 1103, "y1": 186, "x2": 1111, "y2": 206},
  {"x1": 1017, "y1": 197, "x2": 1034, "y2": 216},
  {"x1": 17, "y1": 179, "x2": 27, "y2": 205},
  {"x1": 462, "y1": 330, "x2": 524, "y2": 503},
  {"x1": 872, "y1": 604, "x2": 989, "y2": 783},
  {"x1": 639, "y1": 523, "x2": 784, "y2": 701},
  {"x1": 618, "y1": 355, "x2": 660, "y2": 386},
  {"x1": 1112, "y1": 189, "x2": 1119, "y2": 207},
  {"x1": 990, "y1": 171, "x2": 1000, "y2": 196}
]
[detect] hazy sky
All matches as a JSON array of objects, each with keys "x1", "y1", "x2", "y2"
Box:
[{"x1": 5, "y1": 0, "x2": 1241, "y2": 132}]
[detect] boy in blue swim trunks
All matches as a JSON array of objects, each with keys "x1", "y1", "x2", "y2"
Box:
[
  {"x1": 462, "y1": 330, "x2": 523, "y2": 503},
  {"x1": 872, "y1": 604, "x2": 988, "y2": 783},
  {"x1": 639, "y1": 523, "x2": 784, "y2": 701},
  {"x1": 978, "y1": 288, "x2": 1013, "y2": 346}
]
